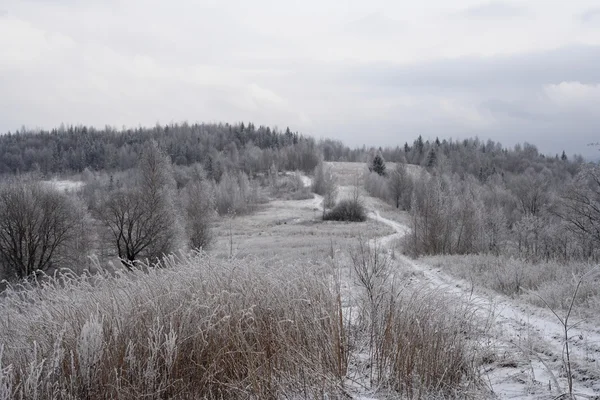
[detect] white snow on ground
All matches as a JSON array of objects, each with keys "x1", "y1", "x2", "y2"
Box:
[{"x1": 363, "y1": 206, "x2": 600, "y2": 399}]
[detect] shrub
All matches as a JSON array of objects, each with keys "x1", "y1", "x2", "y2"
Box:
[
  {"x1": 288, "y1": 188, "x2": 314, "y2": 200},
  {"x1": 324, "y1": 199, "x2": 367, "y2": 222}
]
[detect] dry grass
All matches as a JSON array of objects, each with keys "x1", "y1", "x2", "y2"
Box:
[
  {"x1": 343, "y1": 240, "x2": 482, "y2": 399},
  {"x1": 375, "y1": 288, "x2": 480, "y2": 397},
  {"x1": 0, "y1": 248, "x2": 481, "y2": 400},
  {"x1": 0, "y1": 253, "x2": 348, "y2": 399}
]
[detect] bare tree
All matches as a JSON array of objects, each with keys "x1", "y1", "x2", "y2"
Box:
[
  {"x1": 388, "y1": 162, "x2": 409, "y2": 209},
  {"x1": 0, "y1": 180, "x2": 90, "y2": 279},
  {"x1": 214, "y1": 170, "x2": 253, "y2": 215},
  {"x1": 97, "y1": 142, "x2": 183, "y2": 268},
  {"x1": 182, "y1": 168, "x2": 215, "y2": 250},
  {"x1": 557, "y1": 165, "x2": 600, "y2": 246},
  {"x1": 312, "y1": 161, "x2": 338, "y2": 210},
  {"x1": 509, "y1": 168, "x2": 550, "y2": 217}
]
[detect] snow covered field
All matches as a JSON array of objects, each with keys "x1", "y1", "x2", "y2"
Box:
[{"x1": 1, "y1": 170, "x2": 598, "y2": 399}]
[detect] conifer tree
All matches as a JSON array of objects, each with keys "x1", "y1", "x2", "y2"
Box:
[
  {"x1": 369, "y1": 154, "x2": 387, "y2": 176},
  {"x1": 426, "y1": 149, "x2": 437, "y2": 168}
]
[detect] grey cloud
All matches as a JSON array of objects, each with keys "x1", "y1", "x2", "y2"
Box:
[
  {"x1": 320, "y1": 101, "x2": 598, "y2": 160},
  {"x1": 480, "y1": 99, "x2": 544, "y2": 121},
  {"x1": 302, "y1": 45, "x2": 600, "y2": 159},
  {"x1": 460, "y1": 1, "x2": 527, "y2": 19},
  {"x1": 343, "y1": 45, "x2": 600, "y2": 90},
  {"x1": 580, "y1": 8, "x2": 600, "y2": 23}
]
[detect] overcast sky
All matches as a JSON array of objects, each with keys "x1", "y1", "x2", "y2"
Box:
[{"x1": 1, "y1": 0, "x2": 599, "y2": 158}]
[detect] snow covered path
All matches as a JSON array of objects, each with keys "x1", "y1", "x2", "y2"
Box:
[
  {"x1": 296, "y1": 174, "x2": 600, "y2": 400},
  {"x1": 365, "y1": 209, "x2": 600, "y2": 399},
  {"x1": 296, "y1": 176, "x2": 600, "y2": 398}
]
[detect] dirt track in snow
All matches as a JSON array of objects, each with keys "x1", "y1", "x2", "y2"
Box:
[
  {"x1": 364, "y1": 202, "x2": 600, "y2": 399},
  {"x1": 304, "y1": 176, "x2": 599, "y2": 398}
]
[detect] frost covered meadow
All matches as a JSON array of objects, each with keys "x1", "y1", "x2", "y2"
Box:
[{"x1": 0, "y1": 126, "x2": 599, "y2": 399}]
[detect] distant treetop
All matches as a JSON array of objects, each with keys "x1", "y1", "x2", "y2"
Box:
[{"x1": 0, "y1": 122, "x2": 313, "y2": 175}]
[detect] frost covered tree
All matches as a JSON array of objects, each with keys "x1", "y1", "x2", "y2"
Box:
[
  {"x1": 408, "y1": 173, "x2": 485, "y2": 255},
  {"x1": 388, "y1": 162, "x2": 410, "y2": 209},
  {"x1": 98, "y1": 141, "x2": 184, "y2": 268},
  {"x1": 426, "y1": 149, "x2": 437, "y2": 168},
  {"x1": 508, "y1": 168, "x2": 550, "y2": 217},
  {"x1": 181, "y1": 166, "x2": 215, "y2": 250},
  {"x1": 312, "y1": 160, "x2": 338, "y2": 210},
  {"x1": 558, "y1": 165, "x2": 600, "y2": 246},
  {"x1": 215, "y1": 170, "x2": 251, "y2": 215},
  {"x1": 183, "y1": 180, "x2": 215, "y2": 250}
]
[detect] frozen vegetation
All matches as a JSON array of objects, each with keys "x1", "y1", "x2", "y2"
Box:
[{"x1": 0, "y1": 125, "x2": 599, "y2": 399}]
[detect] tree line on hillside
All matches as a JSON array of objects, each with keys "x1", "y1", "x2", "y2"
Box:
[
  {"x1": 363, "y1": 146, "x2": 600, "y2": 264},
  {"x1": 323, "y1": 135, "x2": 583, "y2": 178},
  {"x1": 0, "y1": 122, "x2": 319, "y2": 176},
  {"x1": 2, "y1": 122, "x2": 583, "y2": 182},
  {"x1": 0, "y1": 120, "x2": 599, "y2": 280}
]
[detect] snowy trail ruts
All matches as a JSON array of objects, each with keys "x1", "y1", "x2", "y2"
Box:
[
  {"x1": 366, "y1": 209, "x2": 600, "y2": 399},
  {"x1": 299, "y1": 174, "x2": 599, "y2": 397}
]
